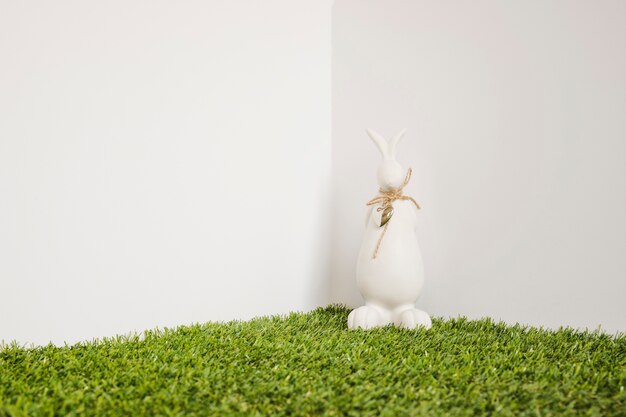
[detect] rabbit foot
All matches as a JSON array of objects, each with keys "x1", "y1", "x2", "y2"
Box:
[
  {"x1": 348, "y1": 305, "x2": 388, "y2": 330},
  {"x1": 396, "y1": 308, "x2": 432, "y2": 330}
]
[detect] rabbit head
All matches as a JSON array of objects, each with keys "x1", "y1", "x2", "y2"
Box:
[{"x1": 366, "y1": 128, "x2": 407, "y2": 191}]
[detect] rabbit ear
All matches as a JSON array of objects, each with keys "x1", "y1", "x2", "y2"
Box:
[
  {"x1": 388, "y1": 128, "x2": 407, "y2": 158},
  {"x1": 366, "y1": 128, "x2": 389, "y2": 159}
]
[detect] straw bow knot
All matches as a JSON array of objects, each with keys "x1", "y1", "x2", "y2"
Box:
[{"x1": 366, "y1": 168, "x2": 420, "y2": 259}]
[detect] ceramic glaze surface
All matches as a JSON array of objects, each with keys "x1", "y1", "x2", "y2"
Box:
[{"x1": 348, "y1": 129, "x2": 431, "y2": 330}]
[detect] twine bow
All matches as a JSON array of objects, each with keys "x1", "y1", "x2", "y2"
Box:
[{"x1": 366, "y1": 168, "x2": 420, "y2": 259}]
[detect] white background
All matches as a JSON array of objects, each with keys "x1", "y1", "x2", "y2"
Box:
[
  {"x1": 2, "y1": 1, "x2": 625, "y2": 345},
  {"x1": 0, "y1": 0, "x2": 332, "y2": 345},
  {"x1": 332, "y1": 0, "x2": 626, "y2": 334}
]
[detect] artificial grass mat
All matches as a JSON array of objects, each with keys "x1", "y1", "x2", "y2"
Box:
[{"x1": 1, "y1": 306, "x2": 624, "y2": 416}]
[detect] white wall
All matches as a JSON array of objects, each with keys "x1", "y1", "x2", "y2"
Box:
[
  {"x1": 332, "y1": 0, "x2": 626, "y2": 333},
  {"x1": 0, "y1": 0, "x2": 332, "y2": 345},
  {"x1": 2, "y1": 0, "x2": 624, "y2": 345}
]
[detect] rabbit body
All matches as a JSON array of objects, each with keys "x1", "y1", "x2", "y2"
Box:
[
  {"x1": 348, "y1": 128, "x2": 432, "y2": 330},
  {"x1": 357, "y1": 199, "x2": 423, "y2": 307}
]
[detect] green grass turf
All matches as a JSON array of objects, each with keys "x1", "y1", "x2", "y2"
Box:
[{"x1": 1, "y1": 306, "x2": 624, "y2": 416}]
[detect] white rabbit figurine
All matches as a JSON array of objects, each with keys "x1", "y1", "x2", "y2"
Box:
[{"x1": 348, "y1": 128, "x2": 432, "y2": 330}]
